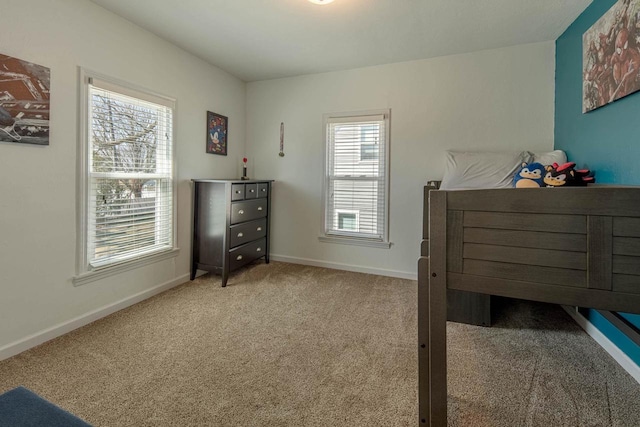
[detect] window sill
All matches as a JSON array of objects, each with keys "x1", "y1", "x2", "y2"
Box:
[
  {"x1": 73, "y1": 248, "x2": 180, "y2": 287},
  {"x1": 318, "y1": 236, "x2": 392, "y2": 249}
]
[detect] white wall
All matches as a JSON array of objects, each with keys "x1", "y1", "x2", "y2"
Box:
[
  {"x1": 0, "y1": 0, "x2": 245, "y2": 352},
  {"x1": 246, "y1": 41, "x2": 556, "y2": 278}
]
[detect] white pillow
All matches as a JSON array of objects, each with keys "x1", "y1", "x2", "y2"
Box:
[
  {"x1": 531, "y1": 150, "x2": 567, "y2": 166},
  {"x1": 440, "y1": 150, "x2": 533, "y2": 190}
]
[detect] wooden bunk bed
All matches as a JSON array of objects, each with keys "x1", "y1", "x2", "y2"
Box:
[{"x1": 418, "y1": 186, "x2": 640, "y2": 426}]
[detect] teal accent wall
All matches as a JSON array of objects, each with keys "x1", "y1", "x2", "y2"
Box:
[{"x1": 555, "y1": 0, "x2": 640, "y2": 366}]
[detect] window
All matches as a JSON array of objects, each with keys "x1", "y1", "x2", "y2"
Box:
[
  {"x1": 360, "y1": 143, "x2": 379, "y2": 161},
  {"x1": 75, "y1": 71, "x2": 176, "y2": 283},
  {"x1": 336, "y1": 210, "x2": 360, "y2": 231},
  {"x1": 359, "y1": 125, "x2": 379, "y2": 161},
  {"x1": 322, "y1": 110, "x2": 390, "y2": 247}
]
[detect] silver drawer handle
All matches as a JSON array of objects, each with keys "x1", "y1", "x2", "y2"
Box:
[
  {"x1": 237, "y1": 232, "x2": 244, "y2": 237},
  {"x1": 257, "y1": 227, "x2": 262, "y2": 231},
  {"x1": 238, "y1": 209, "x2": 244, "y2": 215},
  {"x1": 236, "y1": 255, "x2": 243, "y2": 261},
  {"x1": 256, "y1": 247, "x2": 262, "y2": 252},
  {"x1": 258, "y1": 206, "x2": 263, "y2": 211},
  {"x1": 261, "y1": 189, "x2": 266, "y2": 192},
  {"x1": 250, "y1": 189, "x2": 255, "y2": 192},
  {"x1": 236, "y1": 190, "x2": 242, "y2": 194}
]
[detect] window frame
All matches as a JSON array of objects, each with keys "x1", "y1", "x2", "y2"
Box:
[
  {"x1": 319, "y1": 109, "x2": 391, "y2": 249},
  {"x1": 74, "y1": 68, "x2": 178, "y2": 286}
]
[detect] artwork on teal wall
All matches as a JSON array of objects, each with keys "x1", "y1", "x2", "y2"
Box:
[{"x1": 583, "y1": 0, "x2": 640, "y2": 113}]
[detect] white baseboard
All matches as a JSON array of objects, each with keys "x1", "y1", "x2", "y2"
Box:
[
  {"x1": 562, "y1": 306, "x2": 640, "y2": 384},
  {"x1": 0, "y1": 273, "x2": 191, "y2": 362},
  {"x1": 270, "y1": 254, "x2": 417, "y2": 280}
]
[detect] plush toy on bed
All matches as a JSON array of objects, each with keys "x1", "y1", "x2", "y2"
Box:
[
  {"x1": 513, "y1": 162, "x2": 545, "y2": 188},
  {"x1": 543, "y1": 162, "x2": 595, "y2": 187}
]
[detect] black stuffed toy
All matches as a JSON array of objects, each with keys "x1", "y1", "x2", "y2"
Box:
[{"x1": 543, "y1": 162, "x2": 595, "y2": 187}]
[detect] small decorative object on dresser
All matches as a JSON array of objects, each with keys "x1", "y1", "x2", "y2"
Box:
[
  {"x1": 241, "y1": 157, "x2": 249, "y2": 180},
  {"x1": 191, "y1": 179, "x2": 273, "y2": 287}
]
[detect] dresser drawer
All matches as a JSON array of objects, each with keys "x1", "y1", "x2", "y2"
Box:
[
  {"x1": 231, "y1": 199, "x2": 267, "y2": 224},
  {"x1": 245, "y1": 183, "x2": 258, "y2": 199},
  {"x1": 229, "y1": 218, "x2": 267, "y2": 248},
  {"x1": 257, "y1": 183, "x2": 269, "y2": 198},
  {"x1": 231, "y1": 184, "x2": 245, "y2": 201},
  {"x1": 229, "y1": 238, "x2": 266, "y2": 270}
]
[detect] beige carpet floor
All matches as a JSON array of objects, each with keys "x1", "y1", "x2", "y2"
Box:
[{"x1": 0, "y1": 261, "x2": 638, "y2": 426}]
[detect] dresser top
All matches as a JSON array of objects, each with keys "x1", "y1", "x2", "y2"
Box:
[{"x1": 192, "y1": 179, "x2": 274, "y2": 184}]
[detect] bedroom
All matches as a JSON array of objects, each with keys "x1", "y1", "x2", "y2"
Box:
[{"x1": 1, "y1": 0, "x2": 639, "y2": 425}]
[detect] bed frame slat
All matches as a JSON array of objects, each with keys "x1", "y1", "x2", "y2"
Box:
[
  {"x1": 613, "y1": 217, "x2": 640, "y2": 237},
  {"x1": 463, "y1": 259, "x2": 586, "y2": 288},
  {"x1": 449, "y1": 273, "x2": 640, "y2": 314},
  {"x1": 463, "y1": 228, "x2": 587, "y2": 251},
  {"x1": 613, "y1": 274, "x2": 640, "y2": 294},
  {"x1": 463, "y1": 243, "x2": 587, "y2": 270},
  {"x1": 448, "y1": 187, "x2": 640, "y2": 216},
  {"x1": 464, "y1": 212, "x2": 586, "y2": 234},
  {"x1": 613, "y1": 255, "x2": 640, "y2": 276},
  {"x1": 613, "y1": 237, "x2": 640, "y2": 256}
]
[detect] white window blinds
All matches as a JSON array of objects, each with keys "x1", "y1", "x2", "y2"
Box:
[
  {"x1": 324, "y1": 113, "x2": 389, "y2": 242},
  {"x1": 87, "y1": 78, "x2": 174, "y2": 269}
]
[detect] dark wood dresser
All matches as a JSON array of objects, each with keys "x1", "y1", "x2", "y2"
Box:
[{"x1": 191, "y1": 179, "x2": 273, "y2": 286}]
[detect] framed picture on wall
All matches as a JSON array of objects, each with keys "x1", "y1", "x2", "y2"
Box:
[
  {"x1": 583, "y1": 0, "x2": 640, "y2": 113},
  {"x1": 0, "y1": 53, "x2": 50, "y2": 145},
  {"x1": 206, "y1": 111, "x2": 228, "y2": 155}
]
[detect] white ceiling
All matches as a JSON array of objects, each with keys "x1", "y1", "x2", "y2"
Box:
[{"x1": 89, "y1": 0, "x2": 592, "y2": 82}]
